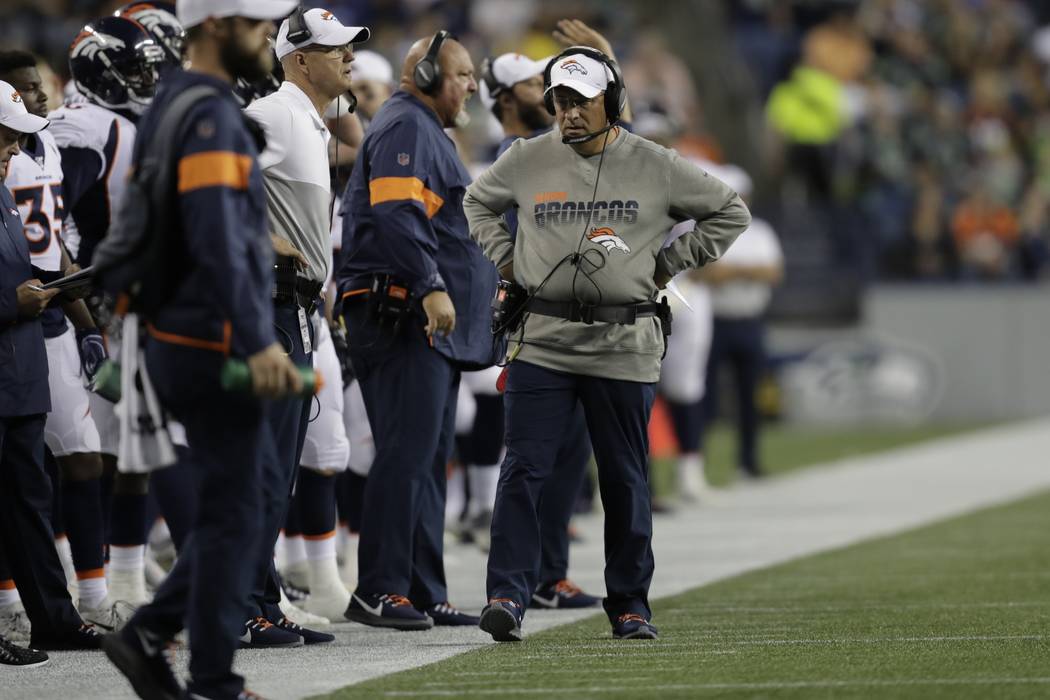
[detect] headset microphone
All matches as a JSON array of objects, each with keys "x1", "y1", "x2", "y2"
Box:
[{"x1": 561, "y1": 123, "x2": 616, "y2": 145}]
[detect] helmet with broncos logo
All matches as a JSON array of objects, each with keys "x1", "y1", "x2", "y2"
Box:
[
  {"x1": 69, "y1": 15, "x2": 166, "y2": 117},
  {"x1": 115, "y1": 2, "x2": 185, "y2": 68}
]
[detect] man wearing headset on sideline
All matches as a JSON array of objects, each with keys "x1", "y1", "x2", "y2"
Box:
[
  {"x1": 335, "y1": 31, "x2": 496, "y2": 630},
  {"x1": 464, "y1": 47, "x2": 751, "y2": 642},
  {"x1": 240, "y1": 5, "x2": 369, "y2": 646},
  {"x1": 466, "y1": 19, "x2": 631, "y2": 612}
]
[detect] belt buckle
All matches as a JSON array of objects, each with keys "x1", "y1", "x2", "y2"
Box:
[{"x1": 577, "y1": 304, "x2": 595, "y2": 325}]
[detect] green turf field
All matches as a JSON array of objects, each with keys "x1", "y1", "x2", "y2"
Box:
[
  {"x1": 650, "y1": 422, "x2": 985, "y2": 495},
  {"x1": 320, "y1": 488, "x2": 1050, "y2": 699}
]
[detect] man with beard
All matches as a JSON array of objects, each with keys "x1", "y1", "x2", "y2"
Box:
[
  {"x1": 336, "y1": 32, "x2": 494, "y2": 630},
  {"x1": 101, "y1": 1, "x2": 303, "y2": 698}
]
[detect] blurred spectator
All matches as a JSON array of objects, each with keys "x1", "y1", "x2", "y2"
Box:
[
  {"x1": 6, "y1": 0, "x2": 1050, "y2": 284},
  {"x1": 951, "y1": 183, "x2": 1021, "y2": 278}
]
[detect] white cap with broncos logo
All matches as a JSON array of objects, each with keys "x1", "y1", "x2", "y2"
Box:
[
  {"x1": 544, "y1": 51, "x2": 613, "y2": 100},
  {"x1": 0, "y1": 81, "x2": 49, "y2": 134},
  {"x1": 274, "y1": 8, "x2": 370, "y2": 60}
]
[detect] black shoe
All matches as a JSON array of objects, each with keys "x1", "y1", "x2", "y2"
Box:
[
  {"x1": 344, "y1": 592, "x2": 433, "y2": 631},
  {"x1": 273, "y1": 617, "x2": 334, "y2": 645},
  {"x1": 531, "y1": 579, "x2": 602, "y2": 609},
  {"x1": 737, "y1": 466, "x2": 762, "y2": 480},
  {"x1": 103, "y1": 627, "x2": 181, "y2": 700},
  {"x1": 32, "y1": 623, "x2": 103, "y2": 650},
  {"x1": 423, "y1": 602, "x2": 480, "y2": 626},
  {"x1": 238, "y1": 617, "x2": 303, "y2": 649},
  {"x1": 478, "y1": 599, "x2": 523, "y2": 642},
  {"x1": 0, "y1": 634, "x2": 49, "y2": 668},
  {"x1": 611, "y1": 613, "x2": 658, "y2": 640},
  {"x1": 181, "y1": 687, "x2": 268, "y2": 699}
]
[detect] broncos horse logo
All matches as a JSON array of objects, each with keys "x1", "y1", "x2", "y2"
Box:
[
  {"x1": 560, "y1": 59, "x2": 588, "y2": 75},
  {"x1": 587, "y1": 227, "x2": 631, "y2": 254},
  {"x1": 70, "y1": 30, "x2": 126, "y2": 60}
]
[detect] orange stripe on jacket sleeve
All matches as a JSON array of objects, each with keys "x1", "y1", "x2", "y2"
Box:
[
  {"x1": 178, "y1": 151, "x2": 253, "y2": 193},
  {"x1": 369, "y1": 176, "x2": 444, "y2": 219}
]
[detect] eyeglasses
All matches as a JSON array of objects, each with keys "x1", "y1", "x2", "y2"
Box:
[
  {"x1": 297, "y1": 43, "x2": 354, "y2": 57},
  {"x1": 552, "y1": 93, "x2": 601, "y2": 112}
]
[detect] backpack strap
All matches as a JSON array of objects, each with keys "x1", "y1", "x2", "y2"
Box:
[
  {"x1": 144, "y1": 84, "x2": 222, "y2": 214},
  {"x1": 90, "y1": 84, "x2": 221, "y2": 303}
]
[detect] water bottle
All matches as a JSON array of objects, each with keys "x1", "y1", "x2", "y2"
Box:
[{"x1": 219, "y1": 359, "x2": 318, "y2": 397}]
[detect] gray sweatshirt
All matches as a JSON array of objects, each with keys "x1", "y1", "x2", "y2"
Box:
[{"x1": 464, "y1": 128, "x2": 750, "y2": 382}]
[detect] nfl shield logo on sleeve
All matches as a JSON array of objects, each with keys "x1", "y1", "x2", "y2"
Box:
[{"x1": 397, "y1": 152, "x2": 410, "y2": 166}]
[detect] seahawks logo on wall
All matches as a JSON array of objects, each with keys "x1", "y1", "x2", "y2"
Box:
[{"x1": 588, "y1": 226, "x2": 630, "y2": 254}]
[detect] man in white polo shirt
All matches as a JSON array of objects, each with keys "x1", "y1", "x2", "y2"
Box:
[
  {"x1": 242, "y1": 6, "x2": 370, "y2": 645},
  {"x1": 700, "y1": 173, "x2": 783, "y2": 480}
]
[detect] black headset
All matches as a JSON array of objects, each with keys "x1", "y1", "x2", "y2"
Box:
[
  {"x1": 480, "y1": 56, "x2": 504, "y2": 99},
  {"x1": 542, "y1": 45, "x2": 626, "y2": 123},
  {"x1": 283, "y1": 6, "x2": 357, "y2": 113},
  {"x1": 414, "y1": 30, "x2": 450, "y2": 95},
  {"x1": 285, "y1": 5, "x2": 312, "y2": 46}
]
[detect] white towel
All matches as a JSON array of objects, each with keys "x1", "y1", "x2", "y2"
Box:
[{"x1": 115, "y1": 313, "x2": 178, "y2": 473}]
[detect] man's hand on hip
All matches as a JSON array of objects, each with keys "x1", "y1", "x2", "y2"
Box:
[
  {"x1": 422, "y1": 290, "x2": 456, "y2": 338},
  {"x1": 247, "y1": 342, "x2": 304, "y2": 398},
  {"x1": 270, "y1": 234, "x2": 309, "y2": 270}
]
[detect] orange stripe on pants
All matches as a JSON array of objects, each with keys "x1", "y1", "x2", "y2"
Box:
[{"x1": 303, "y1": 530, "x2": 337, "y2": 541}]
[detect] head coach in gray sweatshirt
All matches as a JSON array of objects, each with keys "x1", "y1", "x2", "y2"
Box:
[{"x1": 464, "y1": 48, "x2": 750, "y2": 644}]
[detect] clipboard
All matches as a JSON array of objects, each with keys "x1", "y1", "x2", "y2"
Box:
[{"x1": 41, "y1": 266, "x2": 95, "y2": 296}]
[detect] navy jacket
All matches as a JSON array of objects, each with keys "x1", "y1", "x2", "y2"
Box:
[
  {"x1": 134, "y1": 70, "x2": 275, "y2": 358},
  {"x1": 0, "y1": 185, "x2": 50, "y2": 417},
  {"x1": 337, "y1": 91, "x2": 498, "y2": 368}
]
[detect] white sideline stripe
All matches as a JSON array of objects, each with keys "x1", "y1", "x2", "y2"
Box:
[
  {"x1": 660, "y1": 601, "x2": 1050, "y2": 613},
  {"x1": 382, "y1": 677, "x2": 1050, "y2": 696},
  {"x1": 734, "y1": 634, "x2": 1047, "y2": 646}
]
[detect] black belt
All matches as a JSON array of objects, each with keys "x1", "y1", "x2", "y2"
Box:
[
  {"x1": 273, "y1": 261, "x2": 323, "y2": 315},
  {"x1": 527, "y1": 298, "x2": 661, "y2": 325}
]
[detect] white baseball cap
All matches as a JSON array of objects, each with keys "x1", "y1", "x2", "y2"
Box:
[
  {"x1": 544, "y1": 51, "x2": 612, "y2": 100},
  {"x1": 480, "y1": 53, "x2": 549, "y2": 108},
  {"x1": 176, "y1": 0, "x2": 299, "y2": 30},
  {"x1": 350, "y1": 50, "x2": 393, "y2": 85},
  {"x1": 0, "y1": 81, "x2": 49, "y2": 134},
  {"x1": 275, "y1": 9, "x2": 370, "y2": 60}
]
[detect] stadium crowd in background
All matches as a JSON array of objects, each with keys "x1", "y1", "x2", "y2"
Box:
[{"x1": 6, "y1": 0, "x2": 1050, "y2": 282}]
